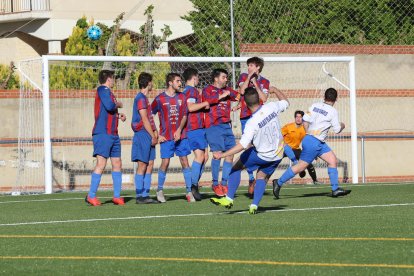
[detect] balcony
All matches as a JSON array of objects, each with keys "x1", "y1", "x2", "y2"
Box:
[{"x1": 0, "y1": 0, "x2": 50, "y2": 22}]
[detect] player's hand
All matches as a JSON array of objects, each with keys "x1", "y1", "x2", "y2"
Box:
[
  {"x1": 151, "y1": 136, "x2": 158, "y2": 146},
  {"x1": 340, "y1": 122, "x2": 345, "y2": 129},
  {"x1": 232, "y1": 105, "x2": 240, "y2": 111},
  {"x1": 173, "y1": 129, "x2": 181, "y2": 142},
  {"x1": 119, "y1": 113, "x2": 126, "y2": 122},
  {"x1": 158, "y1": 135, "x2": 167, "y2": 143},
  {"x1": 116, "y1": 101, "x2": 123, "y2": 108},
  {"x1": 219, "y1": 90, "x2": 230, "y2": 100},
  {"x1": 213, "y1": 152, "x2": 222, "y2": 159},
  {"x1": 204, "y1": 101, "x2": 210, "y2": 109}
]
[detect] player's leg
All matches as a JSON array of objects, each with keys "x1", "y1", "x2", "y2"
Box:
[
  {"x1": 176, "y1": 138, "x2": 193, "y2": 201},
  {"x1": 284, "y1": 145, "x2": 298, "y2": 164},
  {"x1": 241, "y1": 117, "x2": 256, "y2": 195},
  {"x1": 140, "y1": 147, "x2": 158, "y2": 203},
  {"x1": 158, "y1": 141, "x2": 174, "y2": 203},
  {"x1": 221, "y1": 123, "x2": 236, "y2": 194},
  {"x1": 132, "y1": 131, "x2": 151, "y2": 201},
  {"x1": 87, "y1": 134, "x2": 110, "y2": 206},
  {"x1": 109, "y1": 135, "x2": 123, "y2": 204},
  {"x1": 187, "y1": 129, "x2": 207, "y2": 195},
  {"x1": 205, "y1": 125, "x2": 225, "y2": 196},
  {"x1": 293, "y1": 148, "x2": 306, "y2": 178}
]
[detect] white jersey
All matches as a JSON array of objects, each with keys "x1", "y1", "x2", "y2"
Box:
[
  {"x1": 239, "y1": 100, "x2": 289, "y2": 162},
  {"x1": 303, "y1": 102, "x2": 342, "y2": 142}
]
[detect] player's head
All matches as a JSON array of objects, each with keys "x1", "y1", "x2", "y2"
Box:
[
  {"x1": 324, "y1": 88, "x2": 338, "y2": 103},
  {"x1": 212, "y1": 68, "x2": 228, "y2": 88},
  {"x1": 183, "y1": 68, "x2": 199, "y2": 86},
  {"x1": 247, "y1": 56, "x2": 264, "y2": 74},
  {"x1": 244, "y1": 87, "x2": 260, "y2": 109},
  {"x1": 294, "y1": 110, "x2": 304, "y2": 125},
  {"x1": 166, "y1": 73, "x2": 182, "y2": 91},
  {"x1": 138, "y1": 72, "x2": 153, "y2": 90},
  {"x1": 98, "y1": 70, "x2": 115, "y2": 87}
]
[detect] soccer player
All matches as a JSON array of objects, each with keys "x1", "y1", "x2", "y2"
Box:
[
  {"x1": 210, "y1": 87, "x2": 289, "y2": 214},
  {"x1": 151, "y1": 73, "x2": 192, "y2": 203},
  {"x1": 86, "y1": 69, "x2": 126, "y2": 206},
  {"x1": 203, "y1": 68, "x2": 239, "y2": 197},
  {"x1": 237, "y1": 57, "x2": 270, "y2": 197},
  {"x1": 281, "y1": 110, "x2": 321, "y2": 184},
  {"x1": 182, "y1": 68, "x2": 210, "y2": 201},
  {"x1": 131, "y1": 72, "x2": 159, "y2": 204},
  {"x1": 273, "y1": 88, "x2": 351, "y2": 198}
]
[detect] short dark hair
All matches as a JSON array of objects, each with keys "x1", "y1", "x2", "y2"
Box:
[
  {"x1": 247, "y1": 56, "x2": 264, "y2": 73},
  {"x1": 166, "y1": 73, "x2": 181, "y2": 87},
  {"x1": 211, "y1": 68, "x2": 228, "y2": 82},
  {"x1": 98, "y1": 70, "x2": 114, "y2": 84},
  {"x1": 294, "y1": 110, "x2": 304, "y2": 118},
  {"x1": 244, "y1": 87, "x2": 260, "y2": 107},
  {"x1": 138, "y1": 72, "x2": 153, "y2": 89},
  {"x1": 324, "y1": 88, "x2": 338, "y2": 102},
  {"x1": 183, "y1": 68, "x2": 198, "y2": 82}
]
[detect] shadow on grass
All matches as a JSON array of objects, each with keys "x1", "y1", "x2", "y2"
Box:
[{"x1": 278, "y1": 192, "x2": 331, "y2": 199}]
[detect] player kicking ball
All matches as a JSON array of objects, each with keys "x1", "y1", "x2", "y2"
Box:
[
  {"x1": 273, "y1": 88, "x2": 351, "y2": 199},
  {"x1": 210, "y1": 87, "x2": 289, "y2": 214}
]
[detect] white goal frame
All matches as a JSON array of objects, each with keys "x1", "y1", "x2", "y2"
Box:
[{"x1": 39, "y1": 55, "x2": 357, "y2": 194}]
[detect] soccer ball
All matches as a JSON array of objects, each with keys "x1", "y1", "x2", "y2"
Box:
[{"x1": 87, "y1": 25, "x2": 102, "y2": 40}]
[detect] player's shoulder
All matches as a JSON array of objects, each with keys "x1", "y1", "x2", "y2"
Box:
[
  {"x1": 135, "y1": 91, "x2": 146, "y2": 100},
  {"x1": 97, "y1": 85, "x2": 110, "y2": 93},
  {"x1": 259, "y1": 75, "x2": 270, "y2": 83}
]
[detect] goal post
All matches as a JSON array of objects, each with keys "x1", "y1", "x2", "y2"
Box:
[{"x1": 20, "y1": 55, "x2": 357, "y2": 194}]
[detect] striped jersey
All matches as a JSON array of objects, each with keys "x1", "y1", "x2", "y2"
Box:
[
  {"x1": 237, "y1": 73, "x2": 270, "y2": 119},
  {"x1": 92, "y1": 85, "x2": 119, "y2": 136},
  {"x1": 151, "y1": 91, "x2": 188, "y2": 141},
  {"x1": 131, "y1": 92, "x2": 156, "y2": 133},
  {"x1": 202, "y1": 85, "x2": 239, "y2": 128},
  {"x1": 183, "y1": 85, "x2": 204, "y2": 131}
]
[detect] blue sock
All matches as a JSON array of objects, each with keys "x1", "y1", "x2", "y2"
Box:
[
  {"x1": 183, "y1": 167, "x2": 192, "y2": 192},
  {"x1": 328, "y1": 167, "x2": 339, "y2": 191},
  {"x1": 158, "y1": 170, "x2": 166, "y2": 191},
  {"x1": 135, "y1": 174, "x2": 144, "y2": 198},
  {"x1": 211, "y1": 159, "x2": 220, "y2": 186},
  {"x1": 221, "y1": 161, "x2": 233, "y2": 186},
  {"x1": 112, "y1": 171, "x2": 122, "y2": 198},
  {"x1": 88, "y1": 173, "x2": 101, "y2": 198},
  {"x1": 247, "y1": 170, "x2": 255, "y2": 181},
  {"x1": 278, "y1": 167, "x2": 296, "y2": 186},
  {"x1": 191, "y1": 161, "x2": 202, "y2": 186},
  {"x1": 252, "y1": 179, "x2": 266, "y2": 206},
  {"x1": 284, "y1": 145, "x2": 298, "y2": 163},
  {"x1": 143, "y1": 173, "x2": 152, "y2": 197},
  {"x1": 227, "y1": 168, "x2": 241, "y2": 200}
]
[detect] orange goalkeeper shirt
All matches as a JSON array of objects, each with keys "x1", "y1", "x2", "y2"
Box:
[{"x1": 281, "y1": 122, "x2": 306, "y2": 150}]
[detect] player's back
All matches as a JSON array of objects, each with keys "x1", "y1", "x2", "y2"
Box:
[
  {"x1": 183, "y1": 85, "x2": 204, "y2": 131},
  {"x1": 131, "y1": 92, "x2": 156, "y2": 132},
  {"x1": 92, "y1": 85, "x2": 118, "y2": 136},
  {"x1": 304, "y1": 102, "x2": 342, "y2": 141},
  {"x1": 240, "y1": 101, "x2": 289, "y2": 162}
]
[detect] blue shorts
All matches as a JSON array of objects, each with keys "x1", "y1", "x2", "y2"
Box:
[
  {"x1": 131, "y1": 130, "x2": 155, "y2": 163},
  {"x1": 205, "y1": 123, "x2": 236, "y2": 152},
  {"x1": 240, "y1": 117, "x2": 251, "y2": 134},
  {"x1": 240, "y1": 147, "x2": 282, "y2": 176},
  {"x1": 187, "y1": 128, "x2": 208, "y2": 151},
  {"x1": 300, "y1": 135, "x2": 332, "y2": 163},
  {"x1": 160, "y1": 138, "x2": 191, "y2": 159},
  {"x1": 92, "y1": 134, "x2": 121, "y2": 158}
]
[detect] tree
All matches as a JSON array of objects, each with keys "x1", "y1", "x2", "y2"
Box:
[
  {"x1": 0, "y1": 62, "x2": 19, "y2": 89},
  {"x1": 177, "y1": 0, "x2": 414, "y2": 57}
]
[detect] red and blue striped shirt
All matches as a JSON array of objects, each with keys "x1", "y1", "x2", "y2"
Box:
[
  {"x1": 151, "y1": 92, "x2": 188, "y2": 141},
  {"x1": 131, "y1": 92, "x2": 156, "y2": 133},
  {"x1": 92, "y1": 85, "x2": 119, "y2": 136},
  {"x1": 237, "y1": 73, "x2": 270, "y2": 119},
  {"x1": 183, "y1": 85, "x2": 204, "y2": 131},
  {"x1": 202, "y1": 85, "x2": 239, "y2": 128}
]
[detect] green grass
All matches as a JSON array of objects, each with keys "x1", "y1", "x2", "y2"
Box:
[{"x1": 0, "y1": 182, "x2": 413, "y2": 275}]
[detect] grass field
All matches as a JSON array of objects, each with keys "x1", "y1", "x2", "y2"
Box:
[{"x1": 0, "y1": 182, "x2": 413, "y2": 275}]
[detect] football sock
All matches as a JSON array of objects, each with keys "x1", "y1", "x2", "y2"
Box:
[
  {"x1": 191, "y1": 161, "x2": 202, "y2": 186},
  {"x1": 143, "y1": 173, "x2": 152, "y2": 197},
  {"x1": 88, "y1": 173, "x2": 101, "y2": 198},
  {"x1": 112, "y1": 171, "x2": 122, "y2": 198},
  {"x1": 278, "y1": 167, "x2": 296, "y2": 186},
  {"x1": 328, "y1": 167, "x2": 339, "y2": 191},
  {"x1": 248, "y1": 170, "x2": 255, "y2": 181},
  {"x1": 227, "y1": 168, "x2": 241, "y2": 200},
  {"x1": 134, "y1": 174, "x2": 144, "y2": 198},
  {"x1": 211, "y1": 158, "x2": 220, "y2": 186},
  {"x1": 284, "y1": 145, "x2": 298, "y2": 163},
  {"x1": 158, "y1": 169, "x2": 167, "y2": 191},
  {"x1": 183, "y1": 167, "x2": 192, "y2": 192},
  {"x1": 221, "y1": 161, "x2": 233, "y2": 186},
  {"x1": 252, "y1": 179, "x2": 266, "y2": 206}
]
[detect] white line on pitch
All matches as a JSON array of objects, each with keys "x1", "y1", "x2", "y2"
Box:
[{"x1": 0, "y1": 202, "x2": 413, "y2": 227}]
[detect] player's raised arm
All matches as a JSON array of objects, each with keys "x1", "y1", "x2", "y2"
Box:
[{"x1": 269, "y1": 86, "x2": 289, "y2": 104}]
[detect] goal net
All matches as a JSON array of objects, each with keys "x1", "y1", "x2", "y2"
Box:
[{"x1": 16, "y1": 56, "x2": 357, "y2": 194}]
